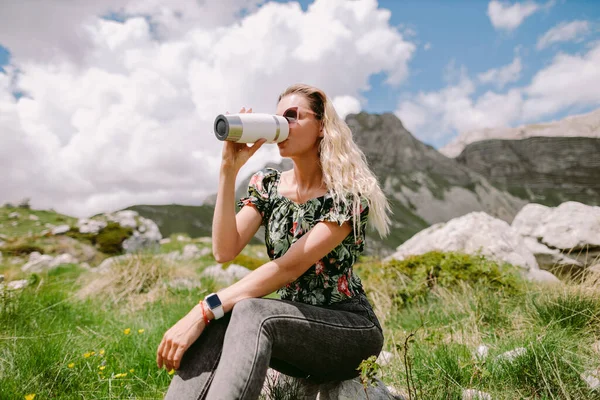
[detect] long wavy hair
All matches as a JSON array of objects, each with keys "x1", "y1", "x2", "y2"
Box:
[{"x1": 277, "y1": 83, "x2": 391, "y2": 238}]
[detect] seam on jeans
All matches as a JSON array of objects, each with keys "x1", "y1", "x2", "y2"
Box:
[
  {"x1": 197, "y1": 350, "x2": 222, "y2": 400},
  {"x1": 239, "y1": 315, "x2": 379, "y2": 398}
]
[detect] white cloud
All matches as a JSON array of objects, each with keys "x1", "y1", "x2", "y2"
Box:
[
  {"x1": 536, "y1": 20, "x2": 591, "y2": 50},
  {"x1": 396, "y1": 41, "x2": 600, "y2": 145},
  {"x1": 487, "y1": 0, "x2": 545, "y2": 31},
  {"x1": 332, "y1": 95, "x2": 362, "y2": 119},
  {"x1": 423, "y1": 42, "x2": 432, "y2": 51},
  {"x1": 0, "y1": 0, "x2": 416, "y2": 217},
  {"x1": 0, "y1": 0, "x2": 264, "y2": 62},
  {"x1": 478, "y1": 56, "x2": 522, "y2": 89}
]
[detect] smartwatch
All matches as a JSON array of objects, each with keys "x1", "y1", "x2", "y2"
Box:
[{"x1": 204, "y1": 293, "x2": 224, "y2": 320}]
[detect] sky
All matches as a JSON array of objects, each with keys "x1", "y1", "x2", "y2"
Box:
[{"x1": 1, "y1": 0, "x2": 599, "y2": 218}]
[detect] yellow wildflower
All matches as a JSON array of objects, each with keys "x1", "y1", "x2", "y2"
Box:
[
  {"x1": 129, "y1": 369, "x2": 135, "y2": 373},
  {"x1": 114, "y1": 373, "x2": 127, "y2": 378},
  {"x1": 83, "y1": 352, "x2": 91, "y2": 358},
  {"x1": 99, "y1": 366, "x2": 106, "y2": 371},
  {"x1": 25, "y1": 394, "x2": 36, "y2": 400},
  {"x1": 90, "y1": 351, "x2": 96, "y2": 356},
  {"x1": 138, "y1": 329, "x2": 145, "y2": 334},
  {"x1": 123, "y1": 328, "x2": 131, "y2": 335},
  {"x1": 168, "y1": 369, "x2": 175, "y2": 375},
  {"x1": 67, "y1": 363, "x2": 75, "y2": 368},
  {"x1": 99, "y1": 349, "x2": 105, "y2": 355}
]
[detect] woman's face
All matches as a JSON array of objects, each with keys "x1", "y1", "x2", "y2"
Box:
[{"x1": 275, "y1": 94, "x2": 322, "y2": 158}]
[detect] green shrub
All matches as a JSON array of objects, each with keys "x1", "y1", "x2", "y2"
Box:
[
  {"x1": 94, "y1": 222, "x2": 133, "y2": 255},
  {"x1": 0, "y1": 243, "x2": 44, "y2": 256},
  {"x1": 382, "y1": 251, "x2": 525, "y2": 307}
]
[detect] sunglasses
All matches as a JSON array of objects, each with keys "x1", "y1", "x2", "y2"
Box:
[{"x1": 282, "y1": 106, "x2": 318, "y2": 125}]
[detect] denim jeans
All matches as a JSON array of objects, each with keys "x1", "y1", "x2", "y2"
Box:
[{"x1": 164, "y1": 292, "x2": 384, "y2": 400}]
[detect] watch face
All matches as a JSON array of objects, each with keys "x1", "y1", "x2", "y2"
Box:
[{"x1": 205, "y1": 294, "x2": 222, "y2": 309}]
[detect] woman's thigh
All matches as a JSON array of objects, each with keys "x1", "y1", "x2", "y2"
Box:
[{"x1": 232, "y1": 296, "x2": 384, "y2": 383}]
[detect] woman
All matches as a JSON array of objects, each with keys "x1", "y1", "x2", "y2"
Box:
[{"x1": 158, "y1": 83, "x2": 391, "y2": 400}]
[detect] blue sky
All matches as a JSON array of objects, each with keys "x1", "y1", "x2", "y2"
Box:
[
  {"x1": 267, "y1": 1, "x2": 600, "y2": 123},
  {"x1": 1, "y1": 0, "x2": 599, "y2": 215}
]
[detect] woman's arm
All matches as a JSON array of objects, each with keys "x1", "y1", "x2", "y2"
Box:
[
  {"x1": 211, "y1": 166, "x2": 263, "y2": 262},
  {"x1": 204, "y1": 220, "x2": 353, "y2": 319}
]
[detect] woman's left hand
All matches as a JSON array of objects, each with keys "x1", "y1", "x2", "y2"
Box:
[{"x1": 156, "y1": 304, "x2": 207, "y2": 371}]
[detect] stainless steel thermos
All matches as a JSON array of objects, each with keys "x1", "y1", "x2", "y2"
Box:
[{"x1": 214, "y1": 113, "x2": 290, "y2": 143}]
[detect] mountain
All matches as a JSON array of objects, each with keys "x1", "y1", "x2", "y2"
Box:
[
  {"x1": 455, "y1": 136, "x2": 600, "y2": 207},
  {"x1": 440, "y1": 108, "x2": 600, "y2": 158}
]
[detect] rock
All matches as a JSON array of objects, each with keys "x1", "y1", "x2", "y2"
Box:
[
  {"x1": 168, "y1": 277, "x2": 202, "y2": 290},
  {"x1": 521, "y1": 236, "x2": 583, "y2": 275},
  {"x1": 49, "y1": 253, "x2": 78, "y2": 268},
  {"x1": 0, "y1": 234, "x2": 7, "y2": 240},
  {"x1": 474, "y1": 345, "x2": 489, "y2": 360},
  {"x1": 0, "y1": 274, "x2": 4, "y2": 283},
  {"x1": 201, "y1": 264, "x2": 251, "y2": 285},
  {"x1": 526, "y1": 269, "x2": 561, "y2": 283},
  {"x1": 21, "y1": 252, "x2": 54, "y2": 273},
  {"x1": 51, "y1": 225, "x2": 70, "y2": 235},
  {"x1": 159, "y1": 238, "x2": 172, "y2": 244},
  {"x1": 44, "y1": 223, "x2": 55, "y2": 229},
  {"x1": 462, "y1": 389, "x2": 492, "y2": 400},
  {"x1": 21, "y1": 252, "x2": 79, "y2": 273},
  {"x1": 592, "y1": 341, "x2": 600, "y2": 354},
  {"x1": 512, "y1": 202, "x2": 600, "y2": 270},
  {"x1": 11, "y1": 221, "x2": 18, "y2": 227},
  {"x1": 376, "y1": 351, "x2": 394, "y2": 366},
  {"x1": 176, "y1": 235, "x2": 190, "y2": 242},
  {"x1": 181, "y1": 245, "x2": 211, "y2": 260},
  {"x1": 182, "y1": 244, "x2": 201, "y2": 260},
  {"x1": 28, "y1": 214, "x2": 39, "y2": 221},
  {"x1": 262, "y1": 369, "x2": 404, "y2": 400},
  {"x1": 109, "y1": 210, "x2": 138, "y2": 228},
  {"x1": 8, "y1": 212, "x2": 20, "y2": 219},
  {"x1": 581, "y1": 369, "x2": 600, "y2": 391},
  {"x1": 386, "y1": 212, "x2": 540, "y2": 272},
  {"x1": 77, "y1": 218, "x2": 107, "y2": 234},
  {"x1": 496, "y1": 347, "x2": 527, "y2": 363},
  {"x1": 7, "y1": 279, "x2": 28, "y2": 290}
]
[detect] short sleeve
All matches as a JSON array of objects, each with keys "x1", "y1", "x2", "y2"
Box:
[
  {"x1": 237, "y1": 168, "x2": 278, "y2": 222},
  {"x1": 316, "y1": 194, "x2": 370, "y2": 229}
]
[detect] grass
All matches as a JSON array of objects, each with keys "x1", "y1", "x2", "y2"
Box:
[{"x1": 2, "y1": 248, "x2": 600, "y2": 399}]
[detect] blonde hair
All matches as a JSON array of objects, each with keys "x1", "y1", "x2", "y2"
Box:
[{"x1": 278, "y1": 83, "x2": 391, "y2": 238}]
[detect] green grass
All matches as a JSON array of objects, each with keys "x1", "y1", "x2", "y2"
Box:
[
  {"x1": 357, "y1": 252, "x2": 600, "y2": 399},
  {"x1": 2, "y1": 250, "x2": 600, "y2": 399},
  {"x1": 0, "y1": 206, "x2": 77, "y2": 239}
]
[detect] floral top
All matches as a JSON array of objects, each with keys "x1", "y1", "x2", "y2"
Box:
[{"x1": 237, "y1": 167, "x2": 370, "y2": 306}]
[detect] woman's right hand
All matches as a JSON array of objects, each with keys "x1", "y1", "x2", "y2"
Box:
[{"x1": 221, "y1": 107, "x2": 266, "y2": 172}]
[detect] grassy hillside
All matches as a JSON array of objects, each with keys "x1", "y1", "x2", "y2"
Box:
[
  {"x1": 125, "y1": 204, "x2": 215, "y2": 239},
  {"x1": 2, "y1": 246, "x2": 599, "y2": 399}
]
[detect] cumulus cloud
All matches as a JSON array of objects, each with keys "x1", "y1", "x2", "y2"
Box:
[
  {"x1": 0, "y1": 0, "x2": 416, "y2": 217},
  {"x1": 478, "y1": 56, "x2": 522, "y2": 89},
  {"x1": 536, "y1": 20, "x2": 591, "y2": 50},
  {"x1": 396, "y1": 41, "x2": 600, "y2": 145},
  {"x1": 487, "y1": 0, "x2": 549, "y2": 31}
]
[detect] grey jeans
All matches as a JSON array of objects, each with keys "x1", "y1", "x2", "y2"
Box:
[{"x1": 164, "y1": 292, "x2": 384, "y2": 400}]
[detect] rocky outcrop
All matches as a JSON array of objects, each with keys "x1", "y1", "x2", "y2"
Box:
[
  {"x1": 385, "y1": 211, "x2": 559, "y2": 283},
  {"x1": 262, "y1": 368, "x2": 405, "y2": 400},
  {"x1": 455, "y1": 137, "x2": 600, "y2": 206},
  {"x1": 512, "y1": 202, "x2": 600, "y2": 276}
]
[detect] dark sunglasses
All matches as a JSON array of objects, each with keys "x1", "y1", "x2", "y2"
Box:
[{"x1": 282, "y1": 106, "x2": 317, "y2": 124}]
